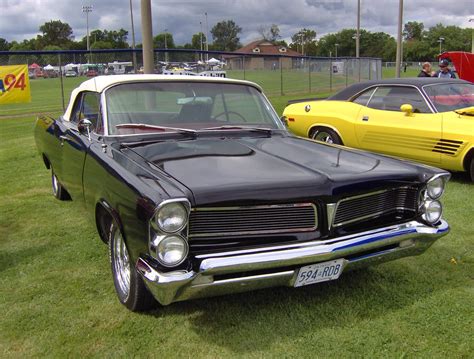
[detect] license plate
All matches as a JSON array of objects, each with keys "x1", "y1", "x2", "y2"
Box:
[{"x1": 294, "y1": 259, "x2": 345, "y2": 287}]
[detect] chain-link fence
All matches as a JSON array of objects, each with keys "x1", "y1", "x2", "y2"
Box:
[{"x1": 0, "y1": 49, "x2": 381, "y2": 115}]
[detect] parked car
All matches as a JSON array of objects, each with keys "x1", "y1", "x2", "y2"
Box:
[
  {"x1": 283, "y1": 78, "x2": 474, "y2": 181},
  {"x1": 65, "y1": 70, "x2": 78, "y2": 77},
  {"x1": 34, "y1": 75, "x2": 450, "y2": 311},
  {"x1": 86, "y1": 69, "x2": 98, "y2": 77}
]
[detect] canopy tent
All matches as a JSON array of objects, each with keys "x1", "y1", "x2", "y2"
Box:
[
  {"x1": 43, "y1": 64, "x2": 54, "y2": 70},
  {"x1": 28, "y1": 63, "x2": 41, "y2": 69},
  {"x1": 207, "y1": 58, "x2": 221, "y2": 65}
]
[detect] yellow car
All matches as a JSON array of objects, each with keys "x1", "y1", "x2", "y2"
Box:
[{"x1": 283, "y1": 78, "x2": 474, "y2": 181}]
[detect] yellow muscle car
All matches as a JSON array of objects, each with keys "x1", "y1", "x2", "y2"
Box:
[{"x1": 283, "y1": 78, "x2": 474, "y2": 181}]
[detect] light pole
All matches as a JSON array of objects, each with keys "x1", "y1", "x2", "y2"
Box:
[
  {"x1": 395, "y1": 0, "x2": 403, "y2": 78},
  {"x1": 335, "y1": 43, "x2": 339, "y2": 58},
  {"x1": 200, "y1": 21, "x2": 203, "y2": 62},
  {"x1": 129, "y1": 0, "x2": 137, "y2": 72},
  {"x1": 164, "y1": 29, "x2": 168, "y2": 63},
  {"x1": 205, "y1": 12, "x2": 209, "y2": 62},
  {"x1": 438, "y1": 37, "x2": 445, "y2": 54},
  {"x1": 356, "y1": 0, "x2": 360, "y2": 58},
  {"x1": 470, "y1": 18, "x2": 474, "y2": 53},
  {"x1": 82, "y1": 5, "x2": 93, "y2": 62}
]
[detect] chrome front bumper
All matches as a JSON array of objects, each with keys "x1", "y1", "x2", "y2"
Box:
[{"x1": 136, "y1": 220, "x2": 449, "y2": 305}]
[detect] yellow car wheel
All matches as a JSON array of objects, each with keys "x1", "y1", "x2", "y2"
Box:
[
  {"x1": 310, "y1": 127, "x2": 343, "y2": 145},
  {"x1": 469, "y1": 158, "x2": 474, "y2": 182}
]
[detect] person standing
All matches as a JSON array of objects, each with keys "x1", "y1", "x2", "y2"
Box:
[
  {"x1": 418, "y1": 62, "x2": 433, "y2": 77},
  {"x1": 435, "y1": 59, "x2": 456, "y2": 78}
]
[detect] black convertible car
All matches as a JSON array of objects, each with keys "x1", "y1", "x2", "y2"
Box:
[{"x1": 35, "y1": 75, "x2": 450, "y2": 311}]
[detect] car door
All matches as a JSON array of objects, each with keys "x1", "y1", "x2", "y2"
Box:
[
  {"x1": 60, "y1": 91, "x2": 102, "y2": 201},
  {"x1": 354, "y1": 85, "x2": 442, "y2": 165}
]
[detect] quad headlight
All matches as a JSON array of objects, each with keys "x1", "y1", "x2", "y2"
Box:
[
  {"x1": 155, "y1": 201, "x2": 189, "y2": 233},
  {"x1": 426, "y1": 176, "x2": 446, "y2": 199},
  {"x1": 149, "y1": 199, "x2": 190, "y2": 267},
  {"x1": 421, "y1": 200, "x2": 443, "y2": 224},
  {"x1": 419, "y1": 174, "x2": 449, "y2": 225},
  {"x1": 152, "y1": 234, "x2": 189, "y2": 267}
]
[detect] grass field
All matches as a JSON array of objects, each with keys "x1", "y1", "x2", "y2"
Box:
[{"x1": 0, "y1": 73, "x2": 473, "y2": 357}]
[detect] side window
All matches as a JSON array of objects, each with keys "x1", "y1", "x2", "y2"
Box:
[
  {"x1": 367, "y1": 86, "x2": 431, "y2": 113},
  {"x1": 352, "y1": 87, "x2": 376, "y2": 106},
  {"x1": 69, "y1": 92, "x2": 102, "y2": 133}
]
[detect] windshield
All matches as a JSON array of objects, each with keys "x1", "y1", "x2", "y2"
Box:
[
  {"x1": 105, "y1": 81, "x2": 283, "y2": 135},
  {"x1": 423, "y1": 83, "x2": 474, "y2": 112}
]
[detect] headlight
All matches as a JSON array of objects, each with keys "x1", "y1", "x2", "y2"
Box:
[
  {"x1": 421, "y1": 200, "x2": 443, "y2": 224},
  {"x1": 155, "y1": 202, "x2": 188, "y2": 233},
  {"x1": 155, "y1": 235, "x2": 189, "y2": 267},
  {"x1": 426, "y1": 176, "x2": 446, "y2": 199}
]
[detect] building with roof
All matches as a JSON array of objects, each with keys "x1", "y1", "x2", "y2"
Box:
[{"x1": 224, "y1": 40, "x2": 302, "y2": 70}]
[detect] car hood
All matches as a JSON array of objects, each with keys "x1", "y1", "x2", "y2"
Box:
[{"x1": 123, "y1": 134, "x2": 427, "y2": 206}]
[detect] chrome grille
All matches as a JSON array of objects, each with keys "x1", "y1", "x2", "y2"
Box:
[
  {"x1": 333, "y1": 187, "x2": 418, "y2": 227},
  {"x1": 188, "y1": 203, "x2": 317, "y2": 238}
]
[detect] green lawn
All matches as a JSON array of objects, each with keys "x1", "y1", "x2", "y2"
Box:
[{"x1": 0, "y1": 76, "x2": 473, "y2": 357}]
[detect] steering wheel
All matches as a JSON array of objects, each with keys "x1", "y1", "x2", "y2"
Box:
[{"x1": 213, "y1": 111, "x2": 246, "y2": 122}]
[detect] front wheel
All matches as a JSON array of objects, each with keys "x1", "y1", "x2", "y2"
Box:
[
  {"x1": 469, "y1": 157, "x2": 474, "y2": 182},
  {"x1": 309, "y1": 127, "x2": 343, "y2": 145},
  {"x1": 109, "y1": 221, "x2": 156, "y2": 311}
]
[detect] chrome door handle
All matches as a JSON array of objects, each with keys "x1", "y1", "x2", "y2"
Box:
[
  {"x1": 59, "y1": 135, "x2": 68, "y2": 146},
  {"x1": 362, "y1": 115, "x2": 369, "y2": 121}
]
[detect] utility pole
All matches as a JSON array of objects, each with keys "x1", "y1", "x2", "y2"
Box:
[
  {"x1": 205, "y1": 12, "x2": 209, "y2": 62},
  {"x1": 438, "y1": 37, "x2": 445, "y2": 54},
  {"x1": 356, "y1": 0, "x2": 360, "y2": 58},
  {"x1": 470, "y1": 18, "x2": 474, "y2": 53},
  {"x1": 82, "y1": 5, "x2": 93, "y2": 62},
  {"x1": 164, "y1": 29, "x2": 168, "y2": 63},
  {"x1": 141, "y1": 0, "x2": 154, "y2": 74},
  {"x1": 129, "y1": 0, "x2": 137, "y2": 72},
  {"x1": 395, "y1": 0, "x2": 403, "y2": 78},
  {"x1": 200, "y1": 21, "x2": 203, "y2": 62},
  {"x1": 335, "y1": 43, "x2": 339, "y2": 58}
]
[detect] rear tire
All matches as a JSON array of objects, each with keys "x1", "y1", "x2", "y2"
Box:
[
  {"x1": 51, "y1": 170, "x2": 69, "y2": 200},
  {"x1": 469, "y1": 157, "x2": 474, "y2": 182},
  {"x1": 309, "y1": 127, "x2": 343, "y2": 145},
  {"x1": 109, "y1": 220, "x2": 156, "y2": 311}
]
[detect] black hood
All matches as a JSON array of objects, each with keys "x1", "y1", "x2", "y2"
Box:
[{"x1": 123, "y1": 134, "x2": 430, "y2": 206}]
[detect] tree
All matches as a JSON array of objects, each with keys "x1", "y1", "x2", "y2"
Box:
[
  {"x1": 258, "y1": 24, "x2": 281, "y2": 42},
  {"x1": 210, "y1": 20, "x2": 242, "y2": 51},
  {"x1": 290, "y1": 28, "x2": 317, "y2": 55},
  {"x1": 38, "y1": 20, "x2": 73, "y2": 48},
  {"x1": 191, "y1": 32, "x2": 205, "y2": 50},
  {"x1": 83, "y1": 29, "x2": 129, "y2": 49},
  {"x1": 403, "y1": 21, "x2": 425, "y2": 41},
  {"x1": 0, "y1": 38, "x2": 10, "y2": 51},
  {"x1": 153, "y1": 33, "x2": 175, "y2": 49}
]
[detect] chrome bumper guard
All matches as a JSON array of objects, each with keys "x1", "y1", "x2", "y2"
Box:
[{"x1": 137, "y1": 220, "x2": 449, "y2": 305}]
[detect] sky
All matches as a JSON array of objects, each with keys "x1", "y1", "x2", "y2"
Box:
[{"x1": 0, "y1": 0, "x2": 473, "y2": 46}]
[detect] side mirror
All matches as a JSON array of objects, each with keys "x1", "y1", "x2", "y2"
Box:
[
  {"x1": 400, "y1": 104, "x2": 414, "y2": 116},
  {"x1": 78, "y1": 118, "x2": 92, "y2": 140},
  {"x1": 280, "y1": 116, "x2": 288, "y2": 127}
]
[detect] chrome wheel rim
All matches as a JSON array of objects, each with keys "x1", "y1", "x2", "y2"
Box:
[
  {"x1": 52, "y1": 173, "x2": 59, "y2": 196},
  {"x1": 113, "y1": 228, "x2": 131, "y2": 299},
  {"x1": 312, "y1": 131, "x2": 334, "y2": 144}
]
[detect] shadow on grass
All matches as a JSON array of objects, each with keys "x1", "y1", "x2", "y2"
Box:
[
  {"x1": 141, "y1": 255, "x2": 455, "y2": 354},
  {"x1": 0, "y1": 244, "x2": 50, "y2": 273}
]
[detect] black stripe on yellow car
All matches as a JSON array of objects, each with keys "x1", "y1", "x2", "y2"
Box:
[{"x1": 432, "y1": 139, "x2": 464, "y2": 155}]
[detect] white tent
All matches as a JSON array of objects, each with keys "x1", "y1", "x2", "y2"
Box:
[
  {"x1": 43, "y1": 64, "x2": 54, "y2": 70},
  {"x1": 207, "y1": 58, "x2": 220, "y2": 65}
]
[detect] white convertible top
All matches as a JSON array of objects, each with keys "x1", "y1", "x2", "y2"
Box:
[{"x1": 63, "y1": 74, "x2": 263, "y2": 122}]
